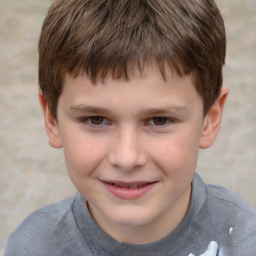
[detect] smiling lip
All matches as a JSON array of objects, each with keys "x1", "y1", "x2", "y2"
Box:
[{"x1": 101, "y1": 180, "x2": 158, "y2": 199}]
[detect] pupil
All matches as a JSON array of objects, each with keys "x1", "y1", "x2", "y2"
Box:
[
  {"x1": 91, "y1": 117, "x2": 103, "y2": 125},
  {"x1": 153, "y1": 117, "x2": 167, "y2": 125}
]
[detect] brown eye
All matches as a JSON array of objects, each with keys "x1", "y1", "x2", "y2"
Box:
[
  {"x1": 152, "y1": 117, "x2": 168, "y2": 125},
  {"x1": 89, "y1": 116, "x2": 104, "y2": 125}
]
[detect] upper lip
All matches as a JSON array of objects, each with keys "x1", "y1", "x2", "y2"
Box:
[{"x1": 101, "y1": 180, "x2": 158, "y2": 188}]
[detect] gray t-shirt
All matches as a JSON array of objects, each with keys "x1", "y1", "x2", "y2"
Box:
[{"x1": 4, "y1": 174, "x2": 256, "y2": 256}]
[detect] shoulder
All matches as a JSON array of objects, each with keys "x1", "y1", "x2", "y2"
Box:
[
  {"x1": 205, "y1": 182, "x2": 256, "y2": 217},
  {"x1": 4, "y1": 197, "x2": 76, "y2": 256},
  {"x1": 204, "y1": 180, "x2": 256, "y2": 255}
]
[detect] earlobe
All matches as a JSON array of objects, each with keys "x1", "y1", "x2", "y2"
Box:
[
  {"x1": 38, "y1": 90, "x2": 63, "y2": 148},
  {"x1": 199, "y1": 87, "x2": 228, "y2": 149}
]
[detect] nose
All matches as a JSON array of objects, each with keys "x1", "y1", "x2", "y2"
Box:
[{"x1": 108, "y1": 127, "x2": 147, "y2": 172}]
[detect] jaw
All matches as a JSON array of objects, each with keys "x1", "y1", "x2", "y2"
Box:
[{"x1": 87, "y1": 180, "x2": 192, "y2": 244}]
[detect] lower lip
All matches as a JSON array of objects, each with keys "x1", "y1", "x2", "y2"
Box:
[{"x1": 103, "y1": 182, "x2": 157, "y2": 200}]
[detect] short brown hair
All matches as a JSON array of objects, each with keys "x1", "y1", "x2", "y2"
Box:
[{"x1": 39, "y1": 0, "x2": 226, "y2": 119}]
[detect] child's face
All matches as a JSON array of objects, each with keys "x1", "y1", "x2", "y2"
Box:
[{"x1": 42, "y1": 67, "x2": 224, "y2": 243}]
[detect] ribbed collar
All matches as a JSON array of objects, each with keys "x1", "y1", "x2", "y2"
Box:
[{"x1": 72, "y1": 173, "x2": 214, "y2": 255}]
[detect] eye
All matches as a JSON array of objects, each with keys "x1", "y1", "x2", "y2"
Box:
[
  {"x1": 149, "y1": 117, "x2": 170, "y2": 126},
  {"x1": 88, "y1": 116, "x2": 105, "y2": 125},
  {"x1": 80, "y1": 116, "x2": 111, "y2": 126}
]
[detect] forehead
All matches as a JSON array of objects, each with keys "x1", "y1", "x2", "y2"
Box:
[
  {"x1": 64, "y1": 65, "x2": 192, "y2": 92},
  {"x1": 60, "y1": 67, "x2": 203, "y2": 116}
]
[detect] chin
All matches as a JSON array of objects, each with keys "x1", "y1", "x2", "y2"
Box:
[{"x1": 108, "y1": 208, "x2": 155, "y2": 227}]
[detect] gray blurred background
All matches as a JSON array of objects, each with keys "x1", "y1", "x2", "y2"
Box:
[{"x1": 0, "y1": 0, "x2": 255, "y2": 253}]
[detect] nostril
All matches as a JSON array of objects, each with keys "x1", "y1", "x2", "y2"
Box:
[
  {"x1": 107, "y1": 131, "x2": 147, "y2": 171},
  {"x1": 108, "y1": 150, "x2": 147, "y2": 171}
]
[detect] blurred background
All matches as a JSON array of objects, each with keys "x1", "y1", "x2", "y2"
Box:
[{"x1": 0, "y1": 0, "x2": 255, "y2": 253}]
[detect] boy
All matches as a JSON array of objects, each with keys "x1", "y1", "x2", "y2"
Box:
[{"x1": 4, "y1": 0, "x2": 256, "y2": 255}]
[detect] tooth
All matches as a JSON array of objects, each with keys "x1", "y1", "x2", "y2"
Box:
[{"x1": 109, "y1": 183, "x2": 145, "y2": 189}]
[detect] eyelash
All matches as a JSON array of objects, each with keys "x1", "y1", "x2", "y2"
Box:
[
  {"x1": 80, "y1": 116, "x2": 111, "y2": 126},
  {"x1": 79, "y1": 116, "x2": 175, "y2": 128},
  {"x1": 147, "y1": 117, "x2": 175, "y2": 126}
]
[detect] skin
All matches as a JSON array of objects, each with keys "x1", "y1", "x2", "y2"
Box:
[{"x1": 39, "y1": 67, "x2": 228, "y2": 244}]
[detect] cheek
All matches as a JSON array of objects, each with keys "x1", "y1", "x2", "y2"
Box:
[
  {"x1": 151, "y1": 132, "x2": 200, "y2": 174},
  {"x1": 62, "y1": 134, "x2": 106, "y2": 179}
]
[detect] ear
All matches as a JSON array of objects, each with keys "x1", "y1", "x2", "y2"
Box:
[
  {"x1": 199, "y1": 87, "x2": 228, "y2": 149},
  {"x1": 38, "y1": 90, "x2": 63, "y2": 148}
]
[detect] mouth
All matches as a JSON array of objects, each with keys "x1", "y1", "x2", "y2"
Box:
[
  {"x1": 101, "y1": 180, "x2": 158, "y2": 199},
  {"x1": 104, "y1": 181, "x2": 155, "y2": 189}
]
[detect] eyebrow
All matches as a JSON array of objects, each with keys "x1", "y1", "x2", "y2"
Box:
[
  {"x1": 139, "y1": 106, "x2": 189, "y2": 116},
  {"x1": 69, "y1": 104, "x2": 189, "y2": 116},
  {"x1": 69, "y1": 105, "x2": 113, "y2": 115}
]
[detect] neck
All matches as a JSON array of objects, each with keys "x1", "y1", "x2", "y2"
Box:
[{"x1": 89, "y1": 185, "x2": 191, "y2": 244}]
